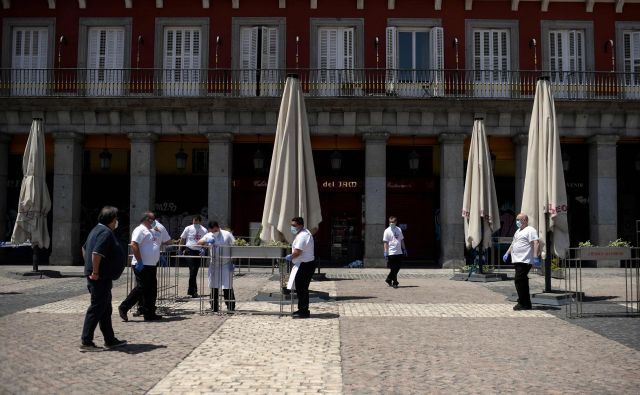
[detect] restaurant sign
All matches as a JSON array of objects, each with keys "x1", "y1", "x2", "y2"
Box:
[{"x1": 577, "y1": 247, "x2": 631, "y2": 260}]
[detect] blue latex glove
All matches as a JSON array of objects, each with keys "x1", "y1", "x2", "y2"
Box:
[
  {"x1": 502, "y1": 252, "x2": 509, "y2": 263},
  {"x1": 206, "y1": 237, "x2": 215, "y2": 245},
  {"x1": 134, "y1": 260, "x2": 144, "y2": 272},
  {"x1": 159, "y1": 256, "x2": 168, "y2": 267},
  {"x1": 533, "y1": 256, "x2": 541, "y2": 267},
  {"x1": 383, "y1": 251, "x2": 388, "y2": 259},
  {"x1": 284, "y1": 254, "x2": 293, "y2": 262},
  {"x1": 198, "y1": 248, "x2": 206, "y2": 257},
  {"x1": 403, "y1": 249, "x2": 408, "y2": 257}
]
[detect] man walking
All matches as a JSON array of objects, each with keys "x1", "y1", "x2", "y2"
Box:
[
  {"x1": 179, "y1": 215, "x2": 207, "y2": 297},
  {"x1": 285, "y1": 217, "x2": 316, "y2": 319},
  {"x1": 80, "y1": 206, "x2": 127, "y2": 351},
  {"x1": 383, "y1": 216, "x2": 406, "y2": 288},
  {"x1": 119, "y1": 211, "x2": 163, "y2": 321},
  {"x1": 503, "y1": 213, "x2": 540, "y2": 310}
]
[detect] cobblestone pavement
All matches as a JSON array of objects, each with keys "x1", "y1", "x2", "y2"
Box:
[{"x1": 0, "y1": 265, "x2": 638, "y2": 394}]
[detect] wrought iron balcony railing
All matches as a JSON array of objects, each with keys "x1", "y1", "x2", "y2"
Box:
[{"x1": 1, "y1": 68, "x2": 639, "y2": 100}]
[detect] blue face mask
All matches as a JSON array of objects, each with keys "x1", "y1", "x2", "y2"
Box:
[
  {"x1": 516, "y1": 220, "x2": 522, "y2": 229},
  {"x1": 290, "y1": 226, "x2": 299, "y2": 235}
]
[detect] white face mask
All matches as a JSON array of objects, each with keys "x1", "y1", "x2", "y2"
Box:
[
  {"x1": 212, "y1": 231, "x2": 220, "y2": 237},
  {"x1": 390, "y1": 223, "x2": 397, "y2": 228},
  {"x1": 113, "y1": 220, "x2": 119, "y2": 229},
  {"x1": 151, "y1": 220, "x2": 157, "y2": 229},
  {"x1": 290, "y1": 226, "x2": 299, "y2": 235}
]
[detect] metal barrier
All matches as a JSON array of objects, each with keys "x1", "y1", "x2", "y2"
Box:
[
  {"x1": 125, "y1": 245, "x2": 181, "y2": 312},
  {"x1": 563, "y1": 247, "x2": 639, "y2": 318}
]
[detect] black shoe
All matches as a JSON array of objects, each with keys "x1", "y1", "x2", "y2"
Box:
[
  {"x1": 282, "y1": 287, "x2": 291, "y2": 295},
  {"x1": 385, "y1": 279, "x2": 393, "y2": 287},
  {"x1": 513, "y1": 304, "x2": 532, "y2": 311},
  {"x1": 79, "y1": 342, "x2": 103, "y2": 352},
  {"x1": 393, "y1": 283, "x2": 399, "y2": 289},
  {"x1": 191, "y1": 293, "x2": 199, "y2": 298},
  {"x1": 144, "y1": 314, "x2": 163, "y2": 321},
  {"x1": 132, "y1": 310, "x2": 142, "y2": 317},
  {"x1": 292, "y1": 310, "x2": 310, "y2": 319},
  {"x1": 118, "y1": 306, "x2": 128, "y2": 322},
  {"x1": 104, "y1": 339, "x2": 127, "y2": 349}
]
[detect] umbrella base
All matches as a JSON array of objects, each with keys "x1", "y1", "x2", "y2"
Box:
[
  {"x1": 20, "y1": 270, "x2": 62, "y2": 279},
  {"x1": 450, "y1": 272, "x2": 508, "y2": 282},
  {"x1": 531, "y1": 291, "x2": 577, "y2": 306}
]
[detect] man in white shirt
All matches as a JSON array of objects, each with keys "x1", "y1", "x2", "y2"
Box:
[
  {"x1": 179, "y1": 215, "x2": 207, "y2": 297},
  {"x1": 382, "y1": 216, "x2": 406, "y2": 289},
  {"x1": 198, "y1": 221, "x2": 236, "y2": 312},
  {"x1": 118, "y1": 211, "x2": 163, "y2": 321},
  {"x1": 503, "y1": 213, "x2": 540, "y2": 310},
  {"x1": 285, "y1": 216, "x2": 315, "y2": 319}
]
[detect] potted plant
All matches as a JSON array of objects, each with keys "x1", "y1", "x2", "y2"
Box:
[{"x1": 577, "y1": 239, "x2": 631, "y2": 268}]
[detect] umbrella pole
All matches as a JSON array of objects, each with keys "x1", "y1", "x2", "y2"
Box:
[
  {"x1": 32, "y1": 246, "x2": 40, "y2": 272},
  {"x1": 478, "y1": 222, "x2": 484, "y2": 274}
]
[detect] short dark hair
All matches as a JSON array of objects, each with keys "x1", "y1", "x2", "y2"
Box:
[
  {"x1": 98, "y1": 206, "x2": 118, "y2": 225},
  {"x1": 291, "y1": 217, "x2": 304, "y2": 226},
  {"x1": 208, "y1": 221, "x2": 220, "y2": 229},
  {"x1": 193, "y1": 215, "x2": 202, "y2": 222},
  {"x1": 140, "y1": 211, "x2": 155, "y2": 223},
  {"x1": 389, "y1": 216, "x2": 397, "y2": 222}
]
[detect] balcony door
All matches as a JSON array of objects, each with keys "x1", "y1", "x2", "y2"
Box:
[
  {"x1": 239, "y1": 26, "x2": 280, "y2": 97},
  {"x1": 623, "y1": 31, "x2": 640, "y2": 99},
  {"x1": 163, "y1": 27, "x2": 201, "y2": 96},
  {"x1": 385, "y1": 26, "x2": 443, "y2": 97},
  {"x1": 11, "y1": 27, "x2": 49, "y2": 96},
  {"x1": 87, "y1": 27, "x2": 125, "y2": 96},
  {"x1": 549, "y1": 30, "x2": 585, "y2": 98},
  {"x1": 473, "y1": 29, "x2": 511, "y2": 98},
  {"x1": 317, "y1": 27, "x2": 355, "y2": 96}
]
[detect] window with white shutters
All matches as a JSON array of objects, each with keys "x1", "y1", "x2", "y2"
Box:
[
  {"x1": 473, "y1": 28, "x2": 510, "y2": 97},
  {"x1": 11, "y1": 27, "x2": 49, "y2": 96},
  {"x1": 238, "y1": 25, "x2": 280, "y2": 96},
  {"x1": 318, "y1": 27, "x2": 354, "y2": 94},
  {"x1": 549, "y1": 30, "x2": 585, "y2": 83},
  {"x1": 163, "y1": 27, "x2": 201, "y2": 96},
  {"x1": 87, "y1": 27, "x2": 125, "y2": 96},
  {"x1": 623, "y1": 31, "x2": 640, "y2": 86}
]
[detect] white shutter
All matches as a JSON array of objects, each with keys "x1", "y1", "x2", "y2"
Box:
[
  {"x1": 568, "y1": 30, "x2": 584, "y2": 72},
  {"x1": 163, "y1": 27, "x2": 200, "y2": 96},
  {"x1": 12, "y1": 27, "x2": 48, "y2": 96},
  {"x1": 260, "y1": 26, "x2": 279, "y2": 96},
  {"x1": 342, "y1": 27, "x2": 354, "y2": 84},
  {"x1": 430, "y1": 26, "x2": 444, "y2": 96},
  {"x1": 240, "y1": 26, "x2": 258, "y2": 96},
  {"x1": 385, "y1": 26, "x2": 397, "y2": 93}
]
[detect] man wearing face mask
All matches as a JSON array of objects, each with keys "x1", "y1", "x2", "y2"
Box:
[
  {"x1": 197, "y1": 221, "x2": 236, "y2": 312},
  {"x1": 383, "y1": 216, "x2": 406, "y2": 288},
  {"x1": 285, "y1": 217, "x2": 316, "y2": 319},
  {"x1": 503, "y1": 213, "x2": 540, "y2": 310},
  {"x1": 118, "y1": 211, "x2": 163, "y2": 321},
  {"x1": 80, "y1": 206, "x2": 127, "y2": 351}
]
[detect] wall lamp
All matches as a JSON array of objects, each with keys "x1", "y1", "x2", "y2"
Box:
[
  {"x1": 605, "y1": 39, "x2": 615, "y2": 72},
  {"x1": 529, "y1": 38, "x2": 537, "y2": 71}
]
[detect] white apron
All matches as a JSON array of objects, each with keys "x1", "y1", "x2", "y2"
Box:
[
  {"x1": 286, "y1": 263, "x2": 300, "y2": 290},
  {"x1": 208, "y1": 261, "x2": 234, "y2": 289}
]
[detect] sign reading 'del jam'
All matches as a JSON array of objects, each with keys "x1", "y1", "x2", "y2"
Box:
[
  {"x1": 321, "y1": 180, "x2": 359, "y2": 189},
  {"x1": 577, "y1": 247, "x2": 631, "y2": 260}
]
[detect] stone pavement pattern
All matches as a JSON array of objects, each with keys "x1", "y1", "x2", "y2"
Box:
[{"x1": 0, "y1": 266, "x2": 638, "y2": 394}]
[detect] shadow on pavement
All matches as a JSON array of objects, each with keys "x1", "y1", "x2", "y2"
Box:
[
  {"x1": 127, "y1": 316, "x2": 188, "y2": 323},
  {"x1": 107, "y1": 343, "x2": 168, "y2": 354},
  {"x1": 395, "y1": 285, "x2": 419, "y2": 289},
  {"x1": 309, "y1": 313, "x2": 340, "y2": 319},
  {"x1": 333, "y1": 295, "x2": 376, "y2": 301},
  {"x1": 532, "y1": 305, "x2": 561, "y2": 311}
]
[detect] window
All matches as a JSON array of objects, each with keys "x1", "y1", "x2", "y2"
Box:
[
  {"x1": 310, "y1": 18, "x2": 364, "y2": 96},
  {"x1": 11, "y1": 27, "x2": 49, "y2": 96},
  {"x1": 192, "y1": 149, "x2": 209, "y2": 174},
  {"x1": 239, "y1": 26, "x2": 280, "y2": 96},
  {"x1": 154, "y1": 18, "x2": 209, "y2": 97},
  {"x1": 385, "y1": 25, "x2": 443, "y2": 96},
  {"x1": 465, "y1": 20, "x2": 518, "y2": 98},
  {"x1": 86, "y1": 27, "x2": 125, "y2": 96},
  {"x1": 623, "y1": 31, "x2": 640, "y2": 86}
]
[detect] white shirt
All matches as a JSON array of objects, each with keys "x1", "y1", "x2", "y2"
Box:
[
  {"x1": 202, "y1": 229, "x2": 235, "y2": 247},
  {"x1": 131, "y1": 224, "x2": 161, "y2": 266},
  {"x1": 153, "y1": 221, "x2": 172, "y2": 244},
  {"x1": 511, "y1": 226, "x2": 539, "y2": 263},
  {"x1": 181, "y1": 224, "x2": 207, "y2": 250},
  {"x1": 291, "y1": 228, "x2": 314, "y2": 264},
  {"x1": 383, "y1": 225, "x2": 404, "y2": 256}
]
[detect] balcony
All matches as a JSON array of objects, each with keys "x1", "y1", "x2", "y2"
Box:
[{"x1": 1, "y1": 68, "x2": 639, "y2": 100}]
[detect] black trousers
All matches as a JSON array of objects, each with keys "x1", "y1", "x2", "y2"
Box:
[
  {"x1": 514, "y1": 262, "x2": 532, "y2": 308},
  {"x1": 210, "y1": 288, "x2": 235, "y2": 312},
  {"x1": 120, "y1": 265, "x2": 157, "y2": 318},
  {"x1": 294, "y1": 261, "x2": 316, "y2": 313},
  {"x1": 81, "y1": 279, "x2": 116, "y2": 344},
  {"x1": 386, "y1": 254, "x2": 402, "y2": 284},
  {"x1": 184, "y1": 249, "x2": 201, "y2": 296}
]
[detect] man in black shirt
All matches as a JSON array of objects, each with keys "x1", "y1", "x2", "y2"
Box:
[{"x1": 80, "y1": 206, "x2": 127, "y2": 352}]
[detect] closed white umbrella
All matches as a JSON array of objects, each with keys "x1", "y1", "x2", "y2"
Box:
[
  {"x1": 462, "y1": 118, "x2": 501, "y2": 251},
  {"x1": 520, "y1": 77, "x2": 570, "y2": 291},
  {"x1": 11, "y1": 118, "x2": 51, "y2": 271},
  {"x1": 261, "y1": 75, "x2": 322, "y2": 244}
]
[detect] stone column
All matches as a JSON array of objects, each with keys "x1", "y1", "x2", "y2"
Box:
[
  {"x1": 207, "y1": 132, "x2": 234, "y2": 228},
  {"x1": 588, "y1": 135, "x2": 618, "y2": 261},
  {"x1": 362, "y1": 132, "x2": 388, "y2": 268},
  {"x1": 50, "y1": 132, "x2": 85, "y2": 265},
  {"x1": 439, "y1": 133, "x2": 465, "y2": 268},
  {"x1": 0, "y1": 134, "x2": 10, "y2": 243},
  {"x1": 128, "y1": 132, "x2": 157, "y2": 232},
  {"x1": 513, "y1": 134, "x2": 528, "y2": 212}
]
